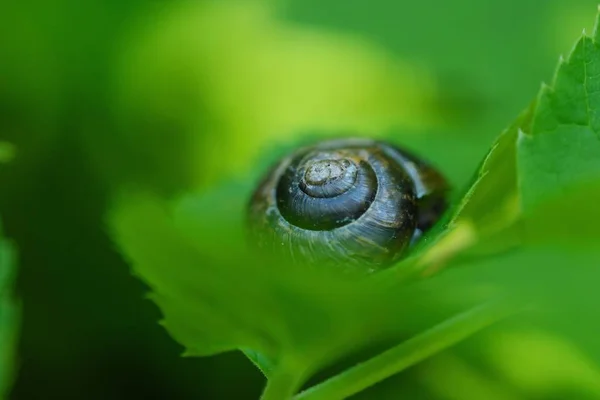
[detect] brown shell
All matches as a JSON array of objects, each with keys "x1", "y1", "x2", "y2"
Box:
[{"x1": 247, "y1": 138, "x2": 449, "y2": 271}]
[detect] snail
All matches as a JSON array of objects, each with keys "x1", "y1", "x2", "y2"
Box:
[{"x1": 247, "y1": 138, "x2": 449, "y2": 270}]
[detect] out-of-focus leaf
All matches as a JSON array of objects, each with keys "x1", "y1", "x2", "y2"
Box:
[
  {"x1": 107, "y1": 0, "x2": 440, "y2": 192},
  {"x1": 0, "y1": 223, "x2": 18, "y2": 399},
  {"x1": 447, "y1": 180, "x2": 600, "y2": 383},
  {"x1": 518, "y1": 14, "x2": 600, "y2": 210},
  {"x1": 521, "y1": 183, "x2": 600, "y2": 246},
  {"x1": 286, "y1": 0, "x2": 598, "y2": 130},
  {"x1": 0, "y1": 143, "x2": 15, "y2": 164},
  {"x1": 485, "y1": 329, "x2": 600, "y2": 398}
]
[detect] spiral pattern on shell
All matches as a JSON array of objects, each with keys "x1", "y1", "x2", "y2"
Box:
[{"x1": 247, "y1": 138, "x2": 449, "y2": 270}]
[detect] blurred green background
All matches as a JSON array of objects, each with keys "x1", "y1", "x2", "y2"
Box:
[{"x1": 1, "y1": 0, "x2": 599, "y2": 398}]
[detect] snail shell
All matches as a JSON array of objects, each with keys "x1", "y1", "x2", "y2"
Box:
[{"x1": 247, "y1": 138, "x2": 449, "y2": 270}]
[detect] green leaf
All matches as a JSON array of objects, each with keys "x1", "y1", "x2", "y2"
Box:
[
  {"x1": 242, "y1": 348, "x2": 276, "y2": 377},
  {"x1": 451, "y1": 176, "x2": 600, "y2": 367},
  {"x1": 293, "y1": 299, "x2": 519, "y2": 400},
  {"x1": 0, "y1": 223, "x2": 18, "y2": 399},
  {"x1": 451, "y1": 105, "x2": 531, "y2": 235},
  {"x1": 518, "y1": 11, "x2": 600, "y2": 210},
  {"x1": 376, "y1": 104, "x2": 534, "y2": 281},
  {"x1": 522, "y1": 182, "x2": 600, "y2": 246},
  {"x1": 108, "y1": 188, "x2": 501, "y2": 387},
  {"x1": 106, "y1": 9, "x2": 600, "y2": 397}
]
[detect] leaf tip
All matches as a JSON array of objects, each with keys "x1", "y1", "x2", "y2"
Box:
[
  {"x1": 537, "y1": 81, "x2": 551, "y2": 97},
  {"x1": 181, "y1": 349, "x2": 199, "y2": 357},
  {"x1": 517, "y1": 128, "x2": 530, "y2": 141},
  {"x1": 550, "y1": 55, "x2": 566, "y2": 86}
]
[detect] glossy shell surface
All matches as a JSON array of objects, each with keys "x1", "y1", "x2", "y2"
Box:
[{"x1": 247, "y1": 138, "x2": 448, "y2": 270}]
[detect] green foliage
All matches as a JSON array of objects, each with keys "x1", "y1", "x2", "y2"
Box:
[
  {"x1": 7, "y1": 0, "x2": 600, "y2": 399},
  {"x1": 518, "y1": 22, "x2": 600, "y2": 210},
  {"x1": 109, "y1": 191, "x2": 493, "y2": 389},
  {"x1": 106, "y1": 7, "x2": 600, "y2": 399},
  {"x1": 0, "y1": 223, "x2": 18, "y2": 400}
]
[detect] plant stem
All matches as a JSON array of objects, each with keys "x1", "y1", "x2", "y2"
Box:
[
  {"x1": 260, "y1": 364, "x2": 304, "y2": 400},
  {"x1": 294, "y1": 299, "x2": 519, "y2": 400}
]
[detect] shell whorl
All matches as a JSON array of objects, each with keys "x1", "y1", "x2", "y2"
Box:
[{"x1": 247, "y1": 138, "x2": 448, "y2": 270}]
